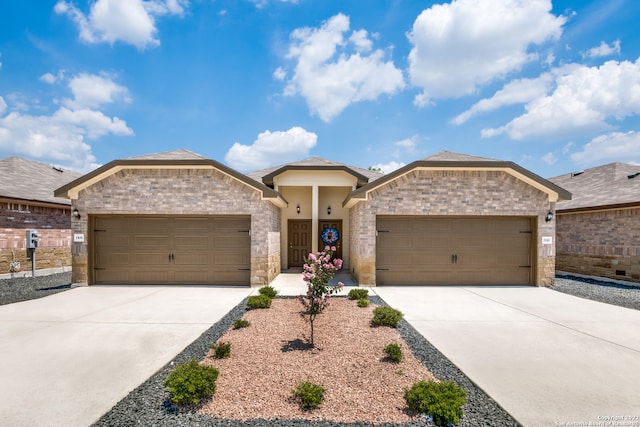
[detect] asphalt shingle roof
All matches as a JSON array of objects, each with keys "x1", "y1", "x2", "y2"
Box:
[
  {"x1": 0, "y1": 157, "x2": 82, "y2": 205},
  {"x1": 549, "y1": 162, "x2": 640, "y2": 211},
  {"x1": 126, "y1": 149, "x2": 208, "y2": 160}
]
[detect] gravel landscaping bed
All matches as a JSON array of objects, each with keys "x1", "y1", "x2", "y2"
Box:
[
  {"x1": 0, "y1": 272, "x2": 72, "y2": 306},
  {"x1": 93, "y1": 295, "x2": 520, "y2": 427},
  {"x1": 552, "y1": 275, "x2": 640, "y2": 311}
]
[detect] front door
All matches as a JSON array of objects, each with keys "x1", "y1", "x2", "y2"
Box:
[
  {"x1": 288, "y1": 219, "x2": 312, "y2": 267},
  {"x1": 318, "y1": 219, "x2": 343, "y2": 260}
]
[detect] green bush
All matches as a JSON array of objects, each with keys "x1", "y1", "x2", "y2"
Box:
[
  {"x1": 232, "y1": 319, "x2": 250, "y2": 329},
  {"x1": 247, "y1": 294, "x2": 272, "y2": 309},
  {"x1": 292, "y1": 381, "x2": 325, "y2": 409},
  {"x1": 258, "y1": 285, "x2": 278, "y2": 298},
  {"x1": 384, "y1": 343, "x2": 403, "y2": 363},
  {"x1": 164, "y1": 359, "x2": 219, "y2": 405},
  {"x1": 404, "y1": 380, "x2": 467, "y2": 426},
  {"x1": 357, "y1": 298, "x2": 369, "y2": 308},
  {"x1": 372, "y1": 306, "x2": 403, "y2": 328},
  {"x1": 348, "y1": 288, "x2": 369, "y2": 300},
  {"x1": 211, "y1": 341, "x2": 231, "y2": 359}
]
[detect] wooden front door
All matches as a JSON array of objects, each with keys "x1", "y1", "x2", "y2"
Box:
[
  {"x1": 288, "y1": 220, "x2": 312, "y2": 267},
  {"x1": 318, "y1": 219, "x2": 343, "y2": 259}
]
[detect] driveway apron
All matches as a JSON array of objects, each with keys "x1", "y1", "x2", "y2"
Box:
[
  {"x1": 372, "y1": 286, "x2": 640, "y2": 427},
  {"x1": 0, "y1": 285, "x2": 251, "y2": 427}
]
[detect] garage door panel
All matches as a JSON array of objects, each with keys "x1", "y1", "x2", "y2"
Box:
[
  {"x1": 377, "y1": 217, "x2": 533, "y2": 286},
  {"x1": 92, "y1": 216, "x2": 250, "y2": 285}
]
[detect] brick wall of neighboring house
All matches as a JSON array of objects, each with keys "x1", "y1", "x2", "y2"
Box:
[
  {"x1": 350, "y1": 170, "x2": 556, "y2": 286},
  {"x1": 0, "y1": 203, "x2": 72, "y2": 274},
  {"x1": 556, "y1": 207, "x2": 640, "y2": 283},
  {"x1": 71, "y1": 168, "x2": 280, "y2": 286}
]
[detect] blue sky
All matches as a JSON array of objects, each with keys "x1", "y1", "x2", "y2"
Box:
[{"x1": 1, "y1": 0, "x2": 639, "y2": 178}]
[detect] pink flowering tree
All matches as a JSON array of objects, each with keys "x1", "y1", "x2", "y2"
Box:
[{"x1": 299, "y1": 245, "x2": 344, "y2": 347}]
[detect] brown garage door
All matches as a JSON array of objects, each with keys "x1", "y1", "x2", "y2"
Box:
[
  {"x1": 376, "y1": 217, "x2": 533, "y2": 285},
  {"x1": 92, "y1": 216, "x2": 250, "y2": 285}
]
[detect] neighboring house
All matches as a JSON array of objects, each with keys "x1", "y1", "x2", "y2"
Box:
[
  {"x1": 0, "y1": 157, "x2": 82, "y2": 274},
  {"x1": 54, "y1": 149, "x2": 570, "y2": 287},
  {"x1": 549, "y1": 162, "x2": 640, "y2": 283}
]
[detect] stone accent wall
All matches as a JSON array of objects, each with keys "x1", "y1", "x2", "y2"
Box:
[
  {"x1": 350, "y1": 170, "x2": 556, "y2": 286},
  {"x1": 71, "y1": 168, "x2": 280, "y2": 286},
  {"x1": 556, "y1": 207, "x2": 640, "y2": 283},
  {"x1": 0, "y1": 203, "x2": 72, "y2": 274}
]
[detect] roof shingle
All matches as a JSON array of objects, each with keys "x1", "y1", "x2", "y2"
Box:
[
  {"x1": 0, "y1": 157, "x2": 82, "y2": 205},
  {"x1": 549, "y1": 162, "x2": 640, "y2": 211}
]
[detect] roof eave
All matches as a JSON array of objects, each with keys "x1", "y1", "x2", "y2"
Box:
[
  {"x1": 54, "y1": 159, "x2": 286, "y2": 205},
  {"x1": 343, "y1": 160, "x2": 572, "y2": 206},
  {"x1": 262, "y1": 165, "x2": 369, "y2": 187}
]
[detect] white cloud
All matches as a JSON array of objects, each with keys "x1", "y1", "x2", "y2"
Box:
[
  {"x1": 281, "y1": 14, "x2": 404, "y2": 122},
  {"x1": 0, "y1": 73, "x2": 133, "y2": 172},
  {"x1": 451, "y1": 73, "x2": 555, "y2": 125},
  {"x1": 225, "y1": 127, "x2": 317, "y2": 171},
  {"x1": 64, "y1": 73, "x2": 131, "y2": 109},
  {"x1": 482, "y1": 58, "x2": 640, "y2": 140},
  {"x1": 408, "y1": 0, "x2": 565, "y2": 106},
  {"x1": 571, "y1": 131, "x2": 640, "y2": 166},
  {"x1": 370, "y1": 161, "x2": 405, "y2": 174},
  {"x1": 542, "y1": 152, "x2": 557, "y2": 165},
  {"x1": 582, "y1": 40, "x2": 621, "y2": 59},
  {"x1": 273, "y1": 67, "x2": 286, "y2": 81},
  {"x1": 55, "y1": 0, "x2": 187, "y2": 49},
  {"x1": 251, "y1": 0, "x2": 299, "y2": 8},
  {"x1": 39, "y1": 73, "x2": 57, "y2": 84}
]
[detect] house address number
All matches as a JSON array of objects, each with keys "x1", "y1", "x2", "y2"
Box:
[
  {"x1": 542, "y1": 236, "x2": 552, "y2": 245},
  {"x1": 73, "y1": 234, "x2": 85, "y2": 243}
]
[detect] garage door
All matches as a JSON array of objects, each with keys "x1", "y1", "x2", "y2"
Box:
[
  {"x1": 376, "y1": 217, "x2": 533, "y2": 285},
  {"x1": 92, "y1": 216, "x2": 250, "y2": 285}
]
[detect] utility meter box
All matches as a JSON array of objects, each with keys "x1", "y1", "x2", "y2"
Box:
[{"x1": 26, "y1": 230, "x2": 39, "y2": 249}]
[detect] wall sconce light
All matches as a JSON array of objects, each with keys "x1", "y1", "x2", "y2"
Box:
[
  {"x1": 296, "y1": 205, "x2": 300, "y2": 214},
  {"x1": 327, "y1": 206, "x2": 332, "y2": 215},
  {"x1": 72, "y1": 208, "x2": 81, "y2": 219},
  {"x1": 545, "y1": 210, "x2": 554, "y2": 222}
]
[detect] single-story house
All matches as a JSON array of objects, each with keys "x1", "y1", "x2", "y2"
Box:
[
  {"x1": 54, "y1": 149, "x2": 571, "y2": 287},
  {"x1": 0, "y1": 157, "x2": 82, "y2": 274},
  {"x1": 549, "y1": 162, "x2": 640, "y2": 283}
]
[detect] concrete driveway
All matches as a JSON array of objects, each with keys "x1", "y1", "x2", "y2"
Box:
[
  {"x1": 373, "y1": 286, "x2": 640, "y2": 427},
  {"x1": 0, "y1": 285, "x2": 251, "y2": 427}
]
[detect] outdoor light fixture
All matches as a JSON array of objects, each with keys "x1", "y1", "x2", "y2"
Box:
[
  {"x1": 72, "y1": 208, "x2": 81, "y2": 219},
  {"x1": 296, "y1": 205, "x2": 300, "y2": 214},
  {"x1": 327, "y1": 206, "x2": 332, "y2": 215},
  {"x1": 545, "y1": 210, "x2": 554, "y2": 222}
]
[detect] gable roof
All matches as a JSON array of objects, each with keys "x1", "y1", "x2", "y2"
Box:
[
  {"x1": 549, "y1": 162, "x2": 640, "y2": 212},
  {"x1": 54, "y1": 149, "x2": 287, "y2": 207},
  {"x1": 247, "y1": 156, "x2": 383, "y2": 187},
  {"x1": 0, "y1": 157, "x2": 82, "y2": 206},
  {"x1": 344, "y1": 151, "x2": 571, "y2": 207}
]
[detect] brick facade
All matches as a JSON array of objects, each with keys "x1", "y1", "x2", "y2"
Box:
[
  {"x1": 556, "y1": 207, "x2": 640, "y2": 283},
  {"x1": 70, "y1": 168, "x2": 280, "y2": 286},
  {"x1": 349, "y1": 170, "x2": 556, "y2": 286},
  {"x1": 0, "y1": 203, "x2": 72, "y2": 274}
]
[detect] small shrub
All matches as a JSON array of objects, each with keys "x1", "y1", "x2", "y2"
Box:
[
  {"x1": 210, "y1": 341, "x2": 231, "y2": 359},
  {"x1": 404, "y1": 380, "x2": 467, "y2": 426},
  {"x1": 247, "y1": 294, "x2": 272, "y2": 309},
  {"x1": 348, "y1": 288, "x2": 369, "y2": 300},
  {"x1": 384, "y1": 343, "x2": 403, "y2": 363},
  {"x1": 292, "y1": 381, "x2": 325, "y2": 410},
  {"x1": 233, "y1": 319, "x2": 250, "y2": 329},
  {"x1": 258, "y1": 285, "x2": 278, "y2": 298},
  {"x1": 357, "y1": 298, "x2": 369, "y2": 308},
  {"x1": 164, "y1": 359, "x2": 219, "y2": 405},
  {"x1": 372, "y1": 306, "x2": 403, "y2": 328}
]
